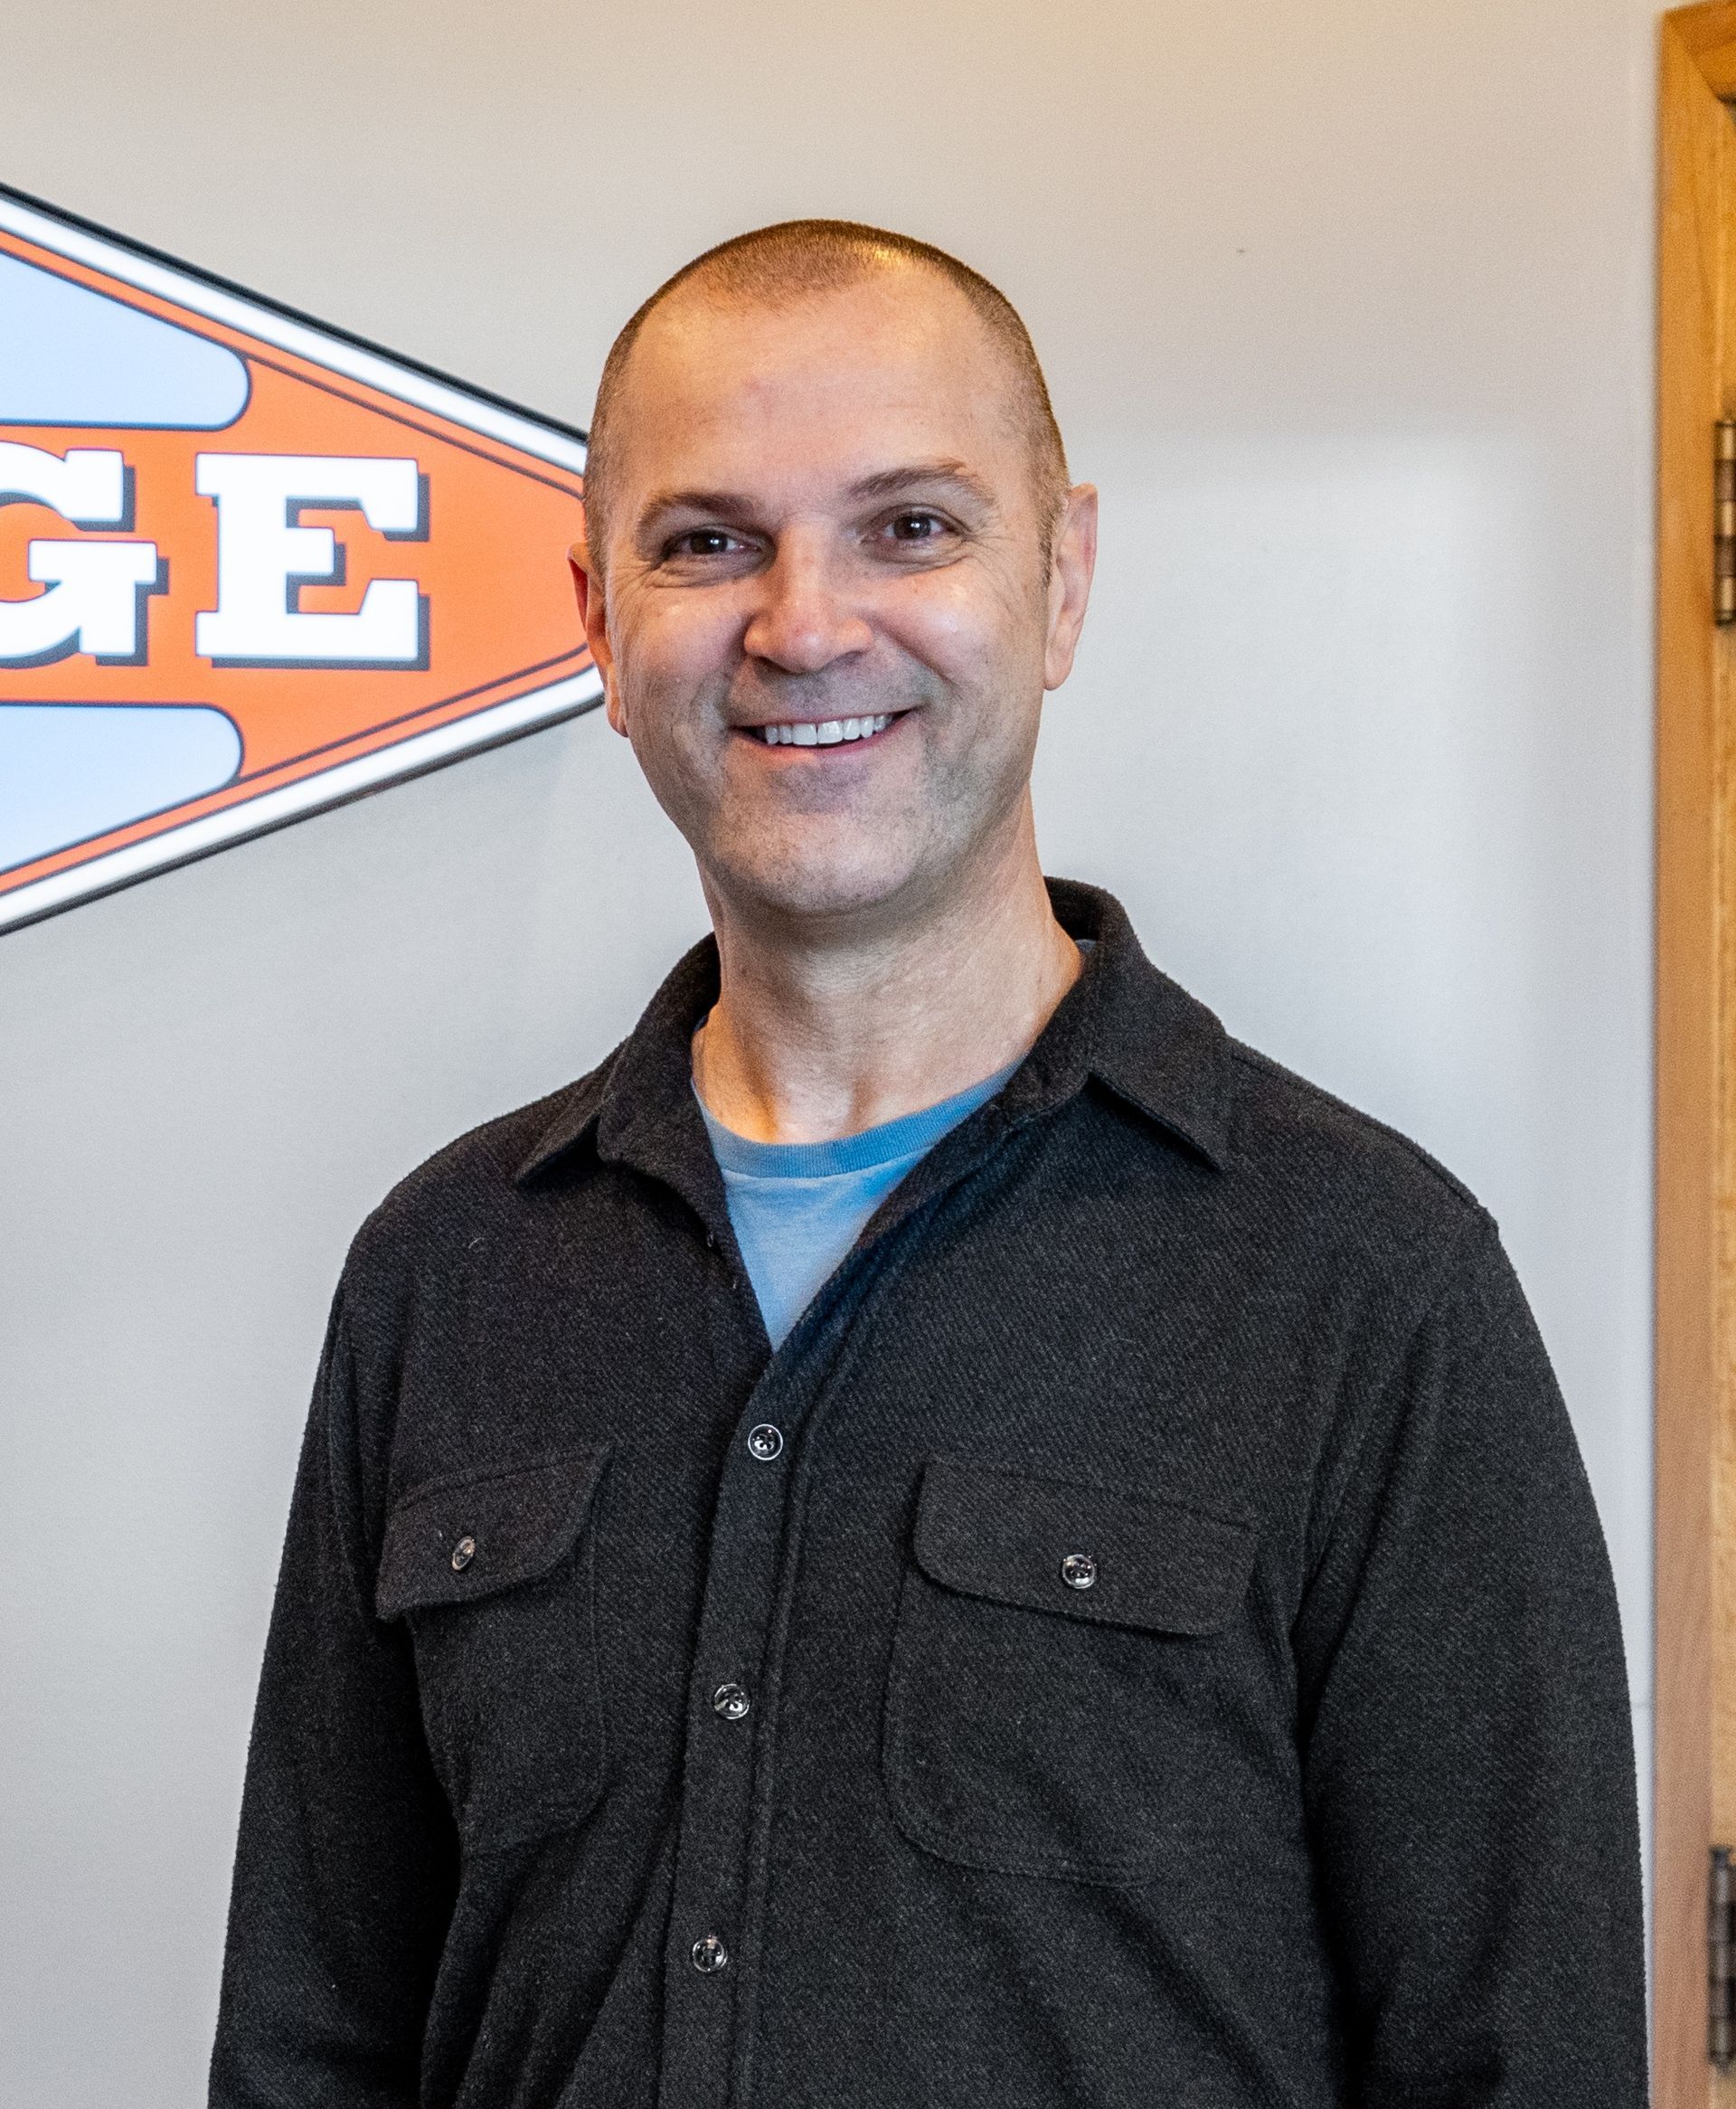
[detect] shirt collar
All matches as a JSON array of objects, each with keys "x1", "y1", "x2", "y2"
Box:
[
  {"x1": 1034, "y1": 876, "x2": 1231, "y2": 1168},
  {"x1": 512, "y1": 875, "x2": 1231, "y2": 1190}
]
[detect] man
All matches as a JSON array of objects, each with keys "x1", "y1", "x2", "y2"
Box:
[{"x1": 210, "y1": 222, "x2": 1646, "y2": 2108}]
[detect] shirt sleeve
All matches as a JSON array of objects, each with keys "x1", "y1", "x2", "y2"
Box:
[
  {"x1": 1291, "y1": 1212, "x2": 1647, "y2": 2108},
  {"x1": 208, "y1": 1281, "x2": 458, "y2": 2109}
]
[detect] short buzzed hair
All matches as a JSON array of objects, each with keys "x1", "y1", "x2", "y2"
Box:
[{"x1": 582, "y1": 219, "x2": 1071, "y2": 571}]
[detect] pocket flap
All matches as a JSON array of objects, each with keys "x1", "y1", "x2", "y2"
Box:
[
  {"x1": 375, "y1": 1446, "x2": 611, "y2": 1621},
  {"x1": 912, "y1": 1454, "x2": 1254, "y2": 1636}
]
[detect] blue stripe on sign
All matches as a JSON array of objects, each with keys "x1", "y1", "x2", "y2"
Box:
[
  {"x1": 0, "y1": 702, "x2": 242, "y2": 873},
  {"x1": 0, "y1": 253, "x2": 249, "y2": 430}
]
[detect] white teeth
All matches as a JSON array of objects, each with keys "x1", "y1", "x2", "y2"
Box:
[{"x1": 757, "y1": 713, "x2": 895, "y2": 746}]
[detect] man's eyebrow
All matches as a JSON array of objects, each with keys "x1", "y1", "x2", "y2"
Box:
[
  {"x1": 845, "y1": 460, "x2": 995, "y2": 506},
  {"x1": 635, "y1": 487, "x2": 753, "y2": 526}
]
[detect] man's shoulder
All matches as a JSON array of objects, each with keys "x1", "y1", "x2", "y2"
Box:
[
  {"x1": 1075, "y1": 882, "x2": 1490, "y2": 1265},
  {"x1": 341, "y1": 1050, "x2": 621, "y2": 1291},
  {"x1": 1208, "y1": 1028, "x2": 1493, "y2": 1261}
]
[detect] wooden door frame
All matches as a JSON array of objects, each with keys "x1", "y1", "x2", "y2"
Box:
[{"x1": 1659, "y1": 9, "x2": 1736, "y2": 2104}]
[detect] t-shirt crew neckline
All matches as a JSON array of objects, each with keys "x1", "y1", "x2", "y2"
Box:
[{"x1": 696, "y1": 1061, "x2": 1023, "y2": 1180}]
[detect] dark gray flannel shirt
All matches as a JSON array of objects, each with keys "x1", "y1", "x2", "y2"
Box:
[{"x1": 209, "y1": 876, "x2": 1646, "y2": 2109}]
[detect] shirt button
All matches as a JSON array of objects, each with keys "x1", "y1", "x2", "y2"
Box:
[
  {"x1": 712, "y1": 1681, "x2": 751, "y2": 1721},
  {"x1": 451, "y1": 1535, "x2": 476, "y2": 1572},
  {"x1": 1060, "y1": 1551, "x2": 1097, "y2": 1589},
  {"x1": 746, "y1": 1423, "x2": 784, "y2": 1461},
  {"x1": 691, "y1": 1933, "x2": 730, "y2": 1973}
]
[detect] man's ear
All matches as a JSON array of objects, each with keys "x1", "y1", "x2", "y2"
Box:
[
  {"x1": 569, "y1": 524, "x2": 627, "y2": 737},
  {"x1": 1043, "y1": 484, "x2": 1099, "y2": 692}
]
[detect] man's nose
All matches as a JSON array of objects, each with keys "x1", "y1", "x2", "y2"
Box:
[{"x1": 741, "y1": 538, "x2": 873, "y2": 675}]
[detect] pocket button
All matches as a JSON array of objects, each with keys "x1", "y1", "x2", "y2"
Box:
[
  {"x1": 1060, "y1": 1551, "x2": 1097, "y2": 1590},
  {"x1": 450, "y1": 1534, "x2": 477, "y2": 1572}
]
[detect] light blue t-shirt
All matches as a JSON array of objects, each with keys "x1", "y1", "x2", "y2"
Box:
[{"x1": 696, "y1": 1060, "x2": 1021, "y2": 1349}]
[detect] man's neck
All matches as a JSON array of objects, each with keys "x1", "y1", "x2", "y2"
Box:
[{"x1": 691, "y1": 818, "x2": 1081, "y2": 1146}]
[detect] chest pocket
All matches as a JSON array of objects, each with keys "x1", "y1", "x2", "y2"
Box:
[
  {"x1": 376, "y1": 1446, "x2": 611, "y2": 1854},
  {"x1": 882, "y1": 1454, "x2": 1257, "y2": 1885}
]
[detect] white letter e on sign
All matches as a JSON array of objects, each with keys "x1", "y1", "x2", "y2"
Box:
[{"x1": 194, "y1": 453, "x2": 427, "y2": 667}]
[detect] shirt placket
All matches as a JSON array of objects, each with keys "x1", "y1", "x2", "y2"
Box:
[{"x1": 655, "y1": 1346, "x2": 815, "y2": 2109}]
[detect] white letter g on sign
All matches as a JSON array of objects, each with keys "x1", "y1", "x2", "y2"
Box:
[{"x1": 0, "y1": 441, "x2": 163, "y2": 667}]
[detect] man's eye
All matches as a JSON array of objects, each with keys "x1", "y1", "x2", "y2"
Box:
[
  {"x1": 666, "y1": 529, "x2": 742, "y2": 559},
  {"x1": 885, "y1": 512, "x2": 947, "y2": 543}
]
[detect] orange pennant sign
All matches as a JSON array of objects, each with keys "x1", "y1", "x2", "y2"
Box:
[{"x1": 0, "y1": 184, "x2": 599, "y2": 932}]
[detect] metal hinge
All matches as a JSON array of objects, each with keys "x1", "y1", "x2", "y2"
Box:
[
  {"x1": 1718, "y1": 424, "x2": 1736, "y2": 624},
  {"x1": 1712, "y1": 1846, "x2": 1735, "y2": 2064}
]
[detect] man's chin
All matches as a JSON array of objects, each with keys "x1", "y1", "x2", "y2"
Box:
[{"x1": 703, "y1": 835, "x2": 937, "y2": 935}]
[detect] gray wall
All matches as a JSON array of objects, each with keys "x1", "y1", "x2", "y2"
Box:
[{"x1": 0, "y1": 2, "x2": 1659, "y2": 2100}]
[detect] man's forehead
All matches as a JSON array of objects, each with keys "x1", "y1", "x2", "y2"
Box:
[{"x1": 613, "y1": 271, "x2": 1025, "y2": 476}]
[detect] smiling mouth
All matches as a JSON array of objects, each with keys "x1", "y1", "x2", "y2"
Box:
[{"x1": 750, "y1": 713, "x2": 900, "y2": 748}]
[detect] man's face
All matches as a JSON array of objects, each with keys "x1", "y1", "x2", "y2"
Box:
[{"x1": 573, "y1": 266, "x2": 1096, "y2": 932}]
